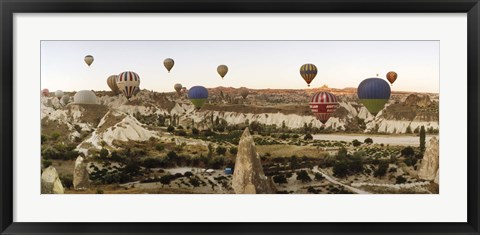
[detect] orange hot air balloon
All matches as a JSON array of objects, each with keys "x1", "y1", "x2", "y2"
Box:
[{"x1": 386, "y1": 71, "x2": 397, "y2": 85}]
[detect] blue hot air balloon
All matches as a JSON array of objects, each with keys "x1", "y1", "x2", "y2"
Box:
[
  {"x1": 188, "y1": 86, "x2": 208, "y2": 110},
  {"x1": 357, "y1": 78, "x2": 391, "y2": 115}
]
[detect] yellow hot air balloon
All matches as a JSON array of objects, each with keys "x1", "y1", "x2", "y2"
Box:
[
  {"x1": 84, "y1": 55, "x2": 94, "y2": 67},
  {"x1": 107, "y1": 75, "x2": 120, "y2": 95},
  {"x1": 299, "y1": 63, "x2": 317, "y2": 87},
  {"x1": 217, "y1": 65, "x2": 228, "y2": 79},
  {"x1": 164, "y1": 58, "x2": 175, "y2": 73}
]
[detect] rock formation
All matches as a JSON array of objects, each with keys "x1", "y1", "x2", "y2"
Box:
[
  {"x1": 232, "y1": 128, "x2": 276, "y2": 194},
  {"x1": 41, "y1": 166, "x2": 64, "y2": 194},
  {"x1": 73, "y1": 156, "x2": 90, "y2": 190},
  {"x1": 404, "y1": 94, "x2": 432, "y2": 108},
  {"x1": 418, "y1": 136, "x2": 439, "y2": 182}
]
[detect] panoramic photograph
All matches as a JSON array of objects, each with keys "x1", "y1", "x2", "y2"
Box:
[{"x1": 40, "y1": 41, "x2": 439, "y2": 194}]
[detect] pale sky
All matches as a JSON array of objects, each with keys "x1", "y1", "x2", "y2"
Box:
[{"x1": 41, "y1": 41, "x2": 439, "y2": 93}]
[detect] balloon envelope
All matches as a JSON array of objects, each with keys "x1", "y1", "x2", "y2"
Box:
[
  {"x1": 357, "y1": 78, "x2": 391, "y2": 115},
  {"x1": 309, "y1": 91, "x2": 338, "y2": 124},
  {"x1": 386, "y1": 71, "x2": 397, "y2": 84},
  {"x1": 117, "y1": 71, "x2": 140, "y2": 100},
  {"x1": 84, "y1": 55, "x2": 94, "y2": 67},
  {"x1": 300, "y1": 64, "x2": 317, "y2": 87},
  {"x1": 55, "y1": 90, "x2": 64, "y2": 99},
  {"x1": 42, "y1": 89, "x2": 49, "y2": 96},
  {"x1": 164, "y1": 58, "x2": 175, "y2": 72},
  {"x1": 188, "y1": 86, "x2": 208, "y2": 110},
  {"x1": 217, "y1": 65, "x2": 228, "y2": 79},
  {"x1": 240, "y1": 88, "x2": 249, "y2": 99},
  {"x1": 74, "y1": 90, "x2": 97, "y2": 104},
  {"x1": 174, "y1": 83, "x2": 182, "y2": 94},
  {"x1": 107, "y1": 75, "x2": 120, "y2": 94}
]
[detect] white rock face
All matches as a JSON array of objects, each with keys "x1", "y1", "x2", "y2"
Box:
[
  {"x1": 418, "y1": 136, "x2": 439, "y2": 182},
  {"x1": 41, "y1": 166, "x2": 64, "y2": 194},
  {"x1": 232, "y1": 128, "x2": 276, "y2": 194},
  {"x1": 73, "y1": 156, "x2": 90, "y2": 190}
]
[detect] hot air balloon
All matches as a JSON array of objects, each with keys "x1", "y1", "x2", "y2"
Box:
[
  {"x1": 217, "y1": 65, "x2": 228, "y2": 79},
  {"x1": 133, "y1": 86, "x2": 141, "y2": 96},
  {"x1": 386, "y1": 71, "x2": 398, "y2": 85},
  {"x1": 42, "y1": 89, "x2": 49, "y2": 96},
  {"x1": 164, "y1": 58, "x2": 175, "y2": 73},
  {"x1": 74, "y1": 90, "x2": 97, "y2": 104},
  {"x1": 174, "y1": 83, "x2": 182, "y2": 95},
  {"x1": 84, "y1": 55, "x2": 94, "y2": 67},
  {"x1": 300, "y1": 63, "x2": 317, "y2": 87},
  {"x1": 309, "y1": 91, "x2": 338, "y2": 125},
  {"x1": 116, "y1": 71, "x2": 140, "y2": 100},
  {"x1": 55, "y1": 90, "x2": 64, "y2": 100},
  {"x1": 188, "y1": 86, "x2": 208, "y2": 110},
  {"x1": 60, "y1": 95, "x2": 70, "y2": 106},
  {"x1": 240, "y1": 88, "x2": 249, "y2": 99},
  {"x1": 357, "y1": 78, "x2": 391, "y2": 115},
  {"x1": 107, "y1": 75, "x2": 120, "y2": 95}
]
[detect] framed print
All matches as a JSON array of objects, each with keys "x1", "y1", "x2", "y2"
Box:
[{"x1": 1, "y1": 0, "x2": 479, "y2": 234}]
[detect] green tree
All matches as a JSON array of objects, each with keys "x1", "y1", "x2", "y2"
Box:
[
  {"x1": 374, "y1": 162, "x2": 389, "y2": 178},
  {"x1": 229, "y1": 147, "x2": 238, "y2": 155},
  {"x1": 216, "y1": 146, "x2": 227, "y2": 155},
  {"x1": 167, "y1": 125, "x2": 175, "y2": 132},
  {"x1": 99, "y1": 148, "x2": 109, "y2": 158},
  {"x1": 192, "y1": 128, "x2": 200, "y2": 135},
  {"x1": 314, "y1": 172, "x2": 325, "y2": 181},
  {"x1": 304, "y1": 133, "x2": 313, "y2": 141},
  {"x1": 364, "y1": 138, "x2": 373, "y2": 144},
  {"x1": 420, "y1": 126, "x2": 426, "y2": 152},
  {"x1": 333, "y1": 161, "x2": 349, "y2": 178},
  {"x1": 273, "y1": 174, "x2": 288, "y2": 184},
  {"x1": 160, "y1": 175, "x2": 172, "y2": 187},
  {"x1": 296, "y1": 170, "x2": 312, "y2": 183},
  {"x1": 406, "y1": 125, "x2": 412, "y2": 134},
  {"x1": 352, "y1": 139, "x2": 362, "y2": 147}
]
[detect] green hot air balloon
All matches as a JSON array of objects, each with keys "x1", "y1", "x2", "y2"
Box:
[
  {"x1": 188, "y1": 86, "x2": 208, "y2": 110},
  {"x1": 357, "y1": 78, "x2": 391, "y2": 115}
]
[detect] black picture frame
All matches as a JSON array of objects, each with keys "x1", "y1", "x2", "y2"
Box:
[{"x1": 1, "y1": 0, "x2": 479, "y2": 234}]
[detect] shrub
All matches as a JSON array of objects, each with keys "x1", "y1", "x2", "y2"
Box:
[
  {"x1": 51, "y1": 132, "x2": 60, "y2": 141},
  {"x1": 216, "y1": 146, "x2": 227, "y2": 155},
  {"x1": 364, "y1": 138, "x2": 373, "y2": 144},
  {"x1": 314, "y1": 172, "x2": 325, "y2": 181},
  {"x1": 99, "y1": 148, "x2": 109, "y2": 158},
  {"x1": 42, "y1": 159, "x2": 52, "y2": 168},
  {"x1": 176, "y1": 130, "x2": 187, "y2": 136},
  {"x1": 352, "y1": 139, "x2": 362, "y2": 147},
  {"x1": 155, "y1": 144, "x2": 165, "y2": 151},
  {"x1": 333, "y1": 161, "x2": 349, "y2": 178},
  {"x1": 60, "y1": 174, "x2": 73, "y2": 189},
  {"x1": 401, "y1": 146, "x2": 415, "y2": 157},
  {"x1": 184, "y1": 171, "x2": 194, "y2": 177},
  {"x1": 296, "y1": 170, "x2": 312, "y2": 183},
  {"x1": 160, "y1": 175, "x2": 173, "y2": 187},
  {"x1": 304, "y1": 133, "x2": 313, "y2": 140},
  {"x1": 167, "y1": 125, "x2": 175, "y2": 132},
  {"x1": 96, "y1": 189, "x2": 104, "y2": 194},
  {"x1": 192, "y1": 128, "x2": 199, "y2": 135},
  {"x1": 396, "y1": 176, "x2": 407, "y2": 184},
  {"x1": 189, "y1": 177, "x2": 200, "y2": 187},
  {"x1": 374, "y1": 162, "x2": 389, "y2": 177},
  {"x1": 229, "y1": 147, "x2": 238, "y2": 155},
  {"x1": 167, "y1": 151, "x2": 177, "y2": 161},
  {"x1": 273, "y1": 174, "x2": 288, "y2": 184}
]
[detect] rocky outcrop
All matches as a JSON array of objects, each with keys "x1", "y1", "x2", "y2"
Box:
[
  {"x1": 232, "y1": 128, "x2": 276, "y2": 194},
  {"x1": 73, "y1": 156, "x2": 90, "y2": 190},
  {"x1": 41, "y1": 166, "x2": 64, "y2": 194},
  {"x1": 404, "y1": 94, "x2": 432, "y2": 107},
  {"x1": 418, "y1": 136, "x2": 439, "y2": 182}
]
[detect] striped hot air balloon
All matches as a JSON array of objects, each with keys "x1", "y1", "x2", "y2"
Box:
[
  {"x1": 116, "y1": 71, "x2": 140, "y2": 100},
  {"x1": 386, "y1": 71, "x2": 398, "y2": 85},
  {"x1": 300, "y1": 63, "x2": 318, "y2": 87},
  {"x1": 107, "y1": 75, "x2": 120, "y2": 95},
  {"x1": 188, "y1": 86, "x2": 208, "y2": 110},
  {"x1": 309, "y1": 91, "x2": 338, "y2": 124},
  {"x1": 357, "y1": 78, "x2": 391, "y2": 115}
]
